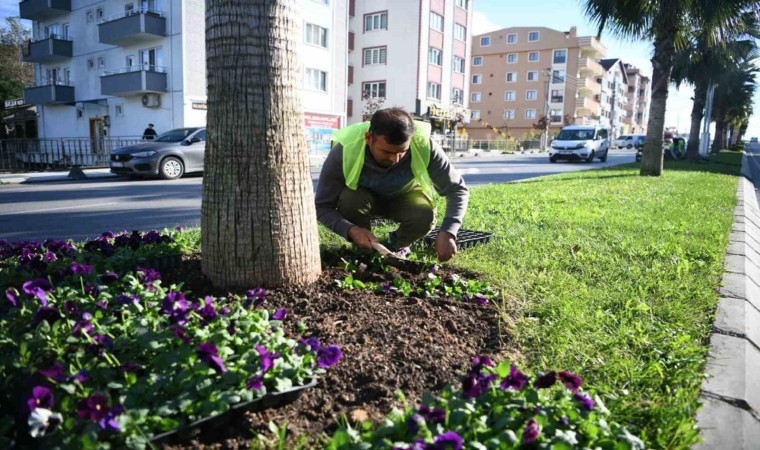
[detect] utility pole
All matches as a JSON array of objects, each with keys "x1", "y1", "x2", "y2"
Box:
[{"x1": 542, "y1": 67, "x2": 551, "y2": 150}]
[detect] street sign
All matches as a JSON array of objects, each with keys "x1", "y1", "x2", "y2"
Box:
[{"x1": 4, "y1": 99, "x2": 25, "y2": 108}]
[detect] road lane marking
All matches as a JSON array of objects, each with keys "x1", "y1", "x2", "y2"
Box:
[{"x1": 2, "y1": 202, "x2": 120, "y2": 216}]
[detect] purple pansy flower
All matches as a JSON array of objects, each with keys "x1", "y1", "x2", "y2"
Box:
[
  {"x1": 462, "y1": 372, "x2": 496, "y2": 398},
  {"x1": 558, "y1": 371, "x2": 582, "y2": 393},
  {"x1": 574, "y1": 392, "x2": 595, "y2": 411},
  {"x1": 77, "y1": 393, "x2": 110, "y2": 421},
  {"x1": 469, "y1": 293, "x2": 489, "y2": 305},
  {"x1": 418, "y1": 405, "x2": 446, "y2": 423},
  {"x1": 433, "y1": 432, "x2": 463, "y2": 450},
  {"x1": 27, "y1": 386, "x2": 54, "y2": 411},
  {"x1": 70, "y1": 262, "x2": 93, "y2": 275},
  {"x1": 176, "y1": 226, "x2": 183, "y2": 233},
  {"x1": 522, "y1": 418, "x2": 540, "y2": 444},
  {"x1": 37, "y1": 362, "x2": 64, "y2": 380},
  {"x1": 32, "y1": 306, "x2": 61, "y2": 327},
  {"x1": 271, "y1": 308, "x2": 287, "y2": 321},
  {"x1": 63, "y1": 300, "x2": 80, "y2": 316},
  {"x1": 162, "y1": 291, "x2": 188, "y2": 322},
  {"x1": 534, "y1": 371, "x2": 557, "y2": 389},
  {"x1": 70, "y1": 369, "x2": 90, "y2": 383},
  {"x1": 117, "y1": 363, "x2": 141, "y2": 373},
  {"x1": 115, "y1": 293, "x2": 139, "y2": 305},
  {"x1": 199, "y1": 296, "x2": 217, "y2": 323},
  {"x1": 298, "y1": 336, "x2": 322, "y2": 354},
  {"x1": 246, "y1": 375, "x2": 264, "y2": 390},
  {"x1": 197, "y1": 342, "x2": 226, "y2": 373},
  {"x1": 255, "y1": 344, "x2": 280, "y2": 373},
  {"x1": 470, "y1": 355, "x2": 494, "y2": 373},
  {"x1": 559, "y1": 416, "x2": 570, "y2": 426},
  {"x1": 170, "y1": 325, "x2": 192, "y2": 344},
  {"x1": 84, "y1": 283, "x2": 100, "y2": 297},
  {"x1": 72, "y1": 317, "x2": 93, "y2": 337},
  {"x1": 227, "y1": 320, "x2": 236, "y2": 336},
  {"x1": 139, "y1": 267, "x2": 161, "y2": 286},
  {"x1": 22, "y1": 278, "x2": 53, "y2": 305},
  {"x1": 98, "y1": 404, "x2": 123, "y2": 432},
  {"x1": 500, "y1": 364, "x2": 529, "y2": 391},
  {"x1": 245, "y1": 288, "x2": 266, "y2": 308},
  {"x1": 100, "y1": 272, "x2": 119, "y2": 284},
  {"x1": 43, "y1": 251, "x2": 57, "y2": 263},
  {"x1": 317, "y1": 345, "x2": 343, "y2": 368},
  {"x1": 407, "y1": 413, "x2": 425, "y2": 434},
  {"x1": 5, "y1": 288, "x2": 18, "y2": 307}
]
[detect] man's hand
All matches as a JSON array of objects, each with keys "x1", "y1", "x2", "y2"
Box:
[
  {"x1": 435, "y1": 230, "x2": 457, "y2": 262},
  {"x1": 347, "y1": 226, "x2": 379, "y2": 251}
]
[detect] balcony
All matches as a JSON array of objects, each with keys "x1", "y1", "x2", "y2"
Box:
[
  {"x1": 575, "y1": 96, "x2": 601, "y2": 116},
  {"x1": 21, "y1": 35, "x2": 72, "y2": 63},
  {"x1": 19, "y1": 0, "x2": 71, "y2": 21},
  {"x1": 578, "y1": 57, "x2": 604, "y2": 76},
  {"x1": 576, "y1": 76, "x2": 600, "y2": 98},
  {"x1": 100, "y1": 66, "x2": 167, "y2": 96},
  {"x1": 578, "y1": 36, "x2": 606, "y2": 58},
  {"x1": 98, "y1": 9, "x2": 166, "y2": 46},
  {"x1": 24, "y1": 79, "x2": 75, "y2": 105}
]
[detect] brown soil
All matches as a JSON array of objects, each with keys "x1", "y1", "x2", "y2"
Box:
[{"x1": 162, "y1": 253, "x2": 511, "y2": 449}]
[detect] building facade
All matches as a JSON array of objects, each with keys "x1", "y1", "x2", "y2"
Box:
[
  {"x1": 346, "y1": 0, "x2": 474, "y2": 132},
  {"x1": 598, "y1": 58, "x2": 628, "y2": 139},
  {"x1": 19, "y1": 0, "x2": 347, "y2": 155},
  {"x1": 623, "y1": 63, "x2": 650, "y2": 135},
  {"x1": 464, "y1": 26, "x2": 607, "y2": 140}
]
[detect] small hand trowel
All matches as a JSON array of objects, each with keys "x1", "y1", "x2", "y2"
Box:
[{"x1": 371, "y1": 241, "x2": 428, "y2": 274}]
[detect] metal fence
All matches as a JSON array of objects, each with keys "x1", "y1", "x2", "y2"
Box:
[
  {"x1": 0, "y1": 137, "x2": 144, "y2": 172},
  {"x1": 467, "y1": 139, "x2": 542, "y2": 152}
]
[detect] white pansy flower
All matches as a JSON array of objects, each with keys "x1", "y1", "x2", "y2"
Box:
[{"x1": 28, "y1": 408, "x2": 63, "y2": 438}]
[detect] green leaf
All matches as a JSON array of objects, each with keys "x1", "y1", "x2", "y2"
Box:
[{"x1": 496, "y1": 361, "x2": 511, "y2": 378}]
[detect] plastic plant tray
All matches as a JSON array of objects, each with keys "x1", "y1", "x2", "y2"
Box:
[
  {"x1": 134, "y1": 253, "x2": 183, "y2": 272},
  {"x1": 423, "y1": 228, "x2": 494, "y2": 249},
  {"x1": 150, "y1": 379, "x2": 317, "y2": 445}
]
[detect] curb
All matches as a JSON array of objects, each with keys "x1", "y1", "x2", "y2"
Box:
[{"x1": 696, "y1": 151, "x2": 760, "y2": 449}]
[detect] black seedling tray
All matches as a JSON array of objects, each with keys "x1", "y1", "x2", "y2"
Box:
[
  {"x1": 423, "y1": 228, "x2": 494, "y2": 249},
  {"x1": 150, "y1": 380, "x2": 317, "y2": 445},
  {"x1": 135, "y1": 253, "x2": 183, "y2": 272}
]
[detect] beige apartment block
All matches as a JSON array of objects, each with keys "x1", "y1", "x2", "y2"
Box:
[
  {"x1": 465, "y1": 26, "x2": 607, "y2": 141},
  {"x1": 624, "y1": 64, "x2": 651, "y2": 135}
]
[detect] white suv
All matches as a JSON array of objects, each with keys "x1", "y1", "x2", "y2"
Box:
[{"x1": 549, "y1": 125, "x2": 610, "y2": 163}]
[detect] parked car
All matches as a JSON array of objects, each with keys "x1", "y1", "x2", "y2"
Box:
[
  {"x1": 751, "y1": 137, "x2": 758, "y2": 143},
  {"x1": 549, "y1": 125, "x2": 610, "y2": 163},
  {"x1": 110, "y1": 127, "x2": 206, "y2": 179},
  {"x1": 616, "y1": 134, "x2": 645, "y2": 149}
]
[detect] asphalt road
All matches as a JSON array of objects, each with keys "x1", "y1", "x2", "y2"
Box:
[{"x1": 0, "y1": 149, "x2": 636, "y2": 242}]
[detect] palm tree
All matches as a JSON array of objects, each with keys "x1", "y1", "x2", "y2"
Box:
[
  {"x1": 671, "y1": 9, "x2": 759, "y2": 159},
  {"x1": 710, "y1": 62, "x2": 758, "y2": 151},
  {"x1": 202, "y1": 0, "x2": 322, "y2": 288},
  {"x1": 582, "y1": 0, "x2": 759, "y2": 176}
]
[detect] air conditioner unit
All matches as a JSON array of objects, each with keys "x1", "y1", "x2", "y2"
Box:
[{"x1": 141, "y1": 93, "x2": 161, "y2": 108}]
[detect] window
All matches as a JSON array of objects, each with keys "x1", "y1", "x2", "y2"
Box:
[
  {"x1": 97, "y1": 56, "x2": 105, "y2": 70},
  {"x1": 470, "y1": 110, "x2": 480, "y2": 120},
  {"x1": 480, "y1": 36, "x2": 490, "y2": 46},
  {"x1": 363, "y1": 47, "x2": 387, "y2": 65},
  {"x1": 553, "y1": 49, "x2": 567, "y2": 64},
  {"x1": 430, "y1": 12, "x2": 444, "y2": 32},
  {"x1": 115, "y1": 104, "x2": 124, "y2": 117},
  {"x1": 139, "y1": 47, "x2": 163, "y2": 70},
  {"x1": 526, "y1": 90, "x2": 537, "y2": 100},
  {"x1": 46, "y1": 67, "x2": 60, "y2": 84},
  {"x1": 86, "y1": 10, "x2": 94, "y2": 22},
  {"x1": 365, "y1": 12, "x2": 388, "y2": 31},
  {"x1": 125, "y1": 3, "x2": 135, "y2": 13},
  {"x1": 126, "y1": 55, "x2": 136, "y2": 68},
  {"x1": 552, "y1": 70, "x2": 565, "y2": 83},
  {"x1": 87, "y1": 59, "x2": 94, "y2": 70},
  {"x1": 525, "y1": 109, "x2": 537, "y2": 119},
  {"x1": 45, "y1": 23, "x2": 60, "y2": 39},
  {"x1": 504, "y1": 109, "x2": 515, "y2": 119},
  {"x1": 455, "y1": 0, "x2": 468, "y2": 9},
  {"x1": 452, "y1": 88, "x2": 463, "y2": 104},
  {"x1": 472, "y1": 74, "x2": 482, "y2": 84},
  {"x1": 453, "y1": 56, "x2": 465, "y2": 73},
  {"x1": 505, "y1": 90, "x2": 516, "y2": 101},
  {"x1": 427, "y1": 82, "x2": 441, "y2": 100},
  {"x1": 527, "y1": 70, "x2": 538, "y2": 81},
  {"x1": 454, "y1": 23, "x2": 466, "y2": 41},
  {"x1": 472, "y1": 56, "x2": 483, "y2": 66},
  {"x1": 193, "y1": 129, "x2": 207, "y2": 141},
  {"x1": 506, "y1": 72, "x2": 517, "y2": 82},
  {"x1": 305, "y1": 68, "x2": 327, "y2": 91},
  {"x1": 305, "y1": 23, "x2": 328, "y2": 47},
  {"x1": 471, "y1": 92, "x2": 481, "y2": 102},
  {"x1": 551, "y1": 89, "x2": 564, "y2": 103},
  {"x1": 429, "y1": 47, "x2": 442, "y2": 66},
  {"x1": 507, "y1": 33, "x2": 517, "y2": 44},
  {"x1": 96, "y1": 7, "x2": 104, "y2": 21},
  {"x1": 507, "y1": 53, "x2": 518, "y2": 63},
  {"x1": 528, "y1": 51, "x2": 539, "y2": 62},
  {"x1": 61, "y1": 23, "x2": 70, "y2": 39},
  {"x1": 550, "y1": 109, "x2": 563, "y2": 123},
  {"x1": 528, "y1": 31, "x2": 539, "y2": 41},
  {"x1": 363, "y1": 81, "x2": 386, "y2": 98}
]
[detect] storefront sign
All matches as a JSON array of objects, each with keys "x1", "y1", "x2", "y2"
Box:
[
  {"x1": 427, "y1": 104, "x2": 471, "y2": 121},
  {"x1": 191, "y1": 102, "x2": 207, "y2": 110},
  {"x1": 4, "y1": 98, "x2": 25, "y2": 108},
  {"x1": 303, "y1": 113, "x2": 341, "y2": 153},
  {"x1": 303, "y1": 113, "x2": 341, "y2": 129}
]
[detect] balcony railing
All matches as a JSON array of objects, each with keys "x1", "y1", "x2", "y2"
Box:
[
  {"x1": 22, "y1": 34, "x2": 73, "y2": 63},
  {"x1": 578, "y1": 36, "x2": 607, "y2": 58},
  {"x1": 24, "y1": 78, "x2": 75, "y2": 105},
  {"x1": 100, "y1": 66, "x2": 167, "y2": 96},
  {"x1": 98, "y1": 9, "x2": 167, "y2": 46},
  {"x1": 578, "y1": 57, "x2": 604, "y2": 76},
  {"x1": 19, "y1": 0, "x2": 71, "y2": 21}
]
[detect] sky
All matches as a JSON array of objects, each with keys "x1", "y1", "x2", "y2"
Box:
[
  {"x1": 472, "y1": 0, "x2": 760, "y2": 139},
  {"x1": 2, "y1": 1, "x2": 758, "y2": 138}
]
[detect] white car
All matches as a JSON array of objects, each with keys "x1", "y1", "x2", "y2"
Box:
[
  {"x1": 614, "y1": 135, "x2": 631, "y2": 148},
  {"x1": 549, "y1": 125, "x2": 610, "y2": 163}
]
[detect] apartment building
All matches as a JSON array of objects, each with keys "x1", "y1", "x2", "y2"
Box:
[
  {"x1": 624, "y1": 63, "x2": 650, "y2": 135},
  {"x1": 18, "y1": 0, "x2": 347, "y2": 154},
  {"x1": 346, "y1": 0, "x2": 474, "y2": 132},
  {"x1": 598, "y1": 58, "x2": 628, "y2": 139},
  {"x1": 465, "y1": 26, "x2": 607, "y2": 140}
]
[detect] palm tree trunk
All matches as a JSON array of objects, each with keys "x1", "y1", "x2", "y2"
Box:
[
  {"x1": 202, "y1": 0, "x2": 322, "y2": 288},
  {"x1": 641, "y1": 32, "x2": 675, "y2": 176},
  {"x1": 711, "y1": 117, "x2": 725, "y2": 153},
  {"x1": 686, "y1": 81, "x2": 706, "y2": 160}
]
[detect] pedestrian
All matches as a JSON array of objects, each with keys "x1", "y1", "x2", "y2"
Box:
[
  {"x1": 315, "y1": 107, "x2": 469, "y2": 262},
  {"x1": 142, "y1": 123, "x2": 157, "y2": 140}
]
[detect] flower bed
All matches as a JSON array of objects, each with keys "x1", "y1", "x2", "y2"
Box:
[
  {"x1": 327, "y1": 358, "x2": 644, "y2": 449},
  {"x1": 0, "y1": 230, "x2": 341, "y2": 449}
]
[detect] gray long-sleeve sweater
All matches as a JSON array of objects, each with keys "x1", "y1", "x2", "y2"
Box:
[{"x1": 315, "y1": 140, "x2": 469, "y2": 241}]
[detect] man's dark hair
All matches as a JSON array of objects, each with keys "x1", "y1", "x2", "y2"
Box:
[
  {"x1": 148, "y1": 123, "x2": 154, "y2": 127},
  {"x1": 368, "y1": 108, "x2": 415, "y2": 145}
]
